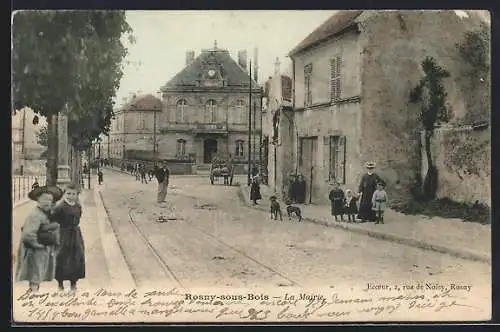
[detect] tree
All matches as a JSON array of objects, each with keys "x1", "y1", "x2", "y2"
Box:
[
  {"x1": 36, "y1": 125, "x2": 48, "y2": 147},
  {"x1": 12, "y1": 11, "x2": 133, "y2": 185},
  {"x1": 457, "y1": 22, "x2": 490, "y2": 76},
  {"x1": 456, "y1": 23, "x2": 491, "y2": 123},
  {"x1": 409, "y1": 57, "x2": 451, "y2": 200},
  {"x1": 66, "y1": 11, "x2": 133, "y2": 151}
]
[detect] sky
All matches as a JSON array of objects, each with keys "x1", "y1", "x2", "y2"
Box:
[{"x1": 115, "y1": 10, "x2": 336, "y2": 106}]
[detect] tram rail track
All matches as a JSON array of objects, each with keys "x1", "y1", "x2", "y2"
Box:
[
  {"x1": 100, "y1": 169, "x2": 304, "y2": 289},
  {"x1": 125, "y1": 198, "x2": 303, "y2": 289}
]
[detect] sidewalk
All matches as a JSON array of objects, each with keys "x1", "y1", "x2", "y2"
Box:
[
  {"x1": 11, "y1": 188, "x2": 134, "y2": 294},
  {"x1": 238, "y1": 184, "x2": 491, "y2": 264}
]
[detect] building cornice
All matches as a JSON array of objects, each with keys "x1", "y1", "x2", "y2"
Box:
[
  {"x1": 294, "y1": 95, "x2": 361, "y2": 112},
  {"x1": 162, "y1": 87, "x2": 262, "y2": 94}
]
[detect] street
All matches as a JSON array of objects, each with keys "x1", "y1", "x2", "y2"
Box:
[{"x1": 99, "y1": 170, "x2": 490, "y2": 293}]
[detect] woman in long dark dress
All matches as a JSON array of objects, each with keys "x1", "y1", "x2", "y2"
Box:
[
  {"x1": 250, "y1": 175, "x2": 262, "y2": 205},
  {"x1": 52, "y1": 183, "x2": 85, "y2": 292},
  {"x1": 357, "y1": 162, "x2": 382, "y2": 222}
]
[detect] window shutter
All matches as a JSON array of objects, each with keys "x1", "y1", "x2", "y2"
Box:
[
  {"x1": 323, "y1": 136, "x2": 330, "y2": 181},
  {"x1": 330, "y1": 58, "x2": 337, "y2": 101},
  {"x1": 338, "y1": 136, "x2": 346, "y2": 184},
  {"x1": 336, "y1": 56, "x2": 342, "y2": 100}
]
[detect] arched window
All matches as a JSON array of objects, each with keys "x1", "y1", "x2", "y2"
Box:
[
  {"x1": 235, "y1": 140, "x2": 244, "y2": 157},
  {"x1": 205, "y1": 99, "x2": 217, "y2": 123},
  {"x1": 176, "y1": 139, "x2": 186, "y2": 157},
  {"x1": 176, "y1": 99, "x2": 187, "y2": 123},
  {"x1": 236, "y1": 100, "x2": 245, "y2": 123}
]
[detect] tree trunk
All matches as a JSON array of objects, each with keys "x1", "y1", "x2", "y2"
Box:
[
  {"x1": 45, "y1": 114, "x2": 59, "y2": 186},
  {"x1": 70, "y1": 144, "x2": 79, "y2": 184},
  {"x1": 423, "y1": 129, "x2": 438, "y2": 200},
  {"x1": 424, "y1": 129, "x2": 433, "y2": 169}
]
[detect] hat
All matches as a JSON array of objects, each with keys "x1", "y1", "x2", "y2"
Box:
[
  {"x1": 28, "y1": 186, "x2": 63, "y2": 202},
  {"x1": 365, "y1": 161, "x2": 376, "y2": 169}
]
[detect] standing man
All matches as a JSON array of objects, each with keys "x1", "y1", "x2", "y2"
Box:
[
  {"x1": 155, "y1": 163, "x2": 170, "y2": 203},
  {"x1": 357, "y1": 161, "x2": 382, "y2": 223}
]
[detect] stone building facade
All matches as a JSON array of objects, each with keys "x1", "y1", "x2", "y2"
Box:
[
  {"x1": 159, "y1": 43, "x2": 262, "y2": 172},
  {"x1": 262, "y1": 64, "x2": 294, "y2": 196},
  {"x1": 286, "y1": 10, "x2": 489, "y2": 204},
  {"x1": 107, "y1": 94, "x2": 162, "y2": 163}
]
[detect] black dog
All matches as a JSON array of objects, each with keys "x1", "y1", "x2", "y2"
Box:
[
  {"x1": 270, "y1": 196, "x2": 283, "y2": 221},
  {"x1": 285, "y1": 203, "x2": 302, "y2": 222}
]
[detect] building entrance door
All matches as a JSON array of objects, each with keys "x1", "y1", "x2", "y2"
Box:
[
  {"x1": 203, "y1": 139, "x2": 218, "y2": 163},
  {"x1": 299, "y1": 137, "x2": 318, "y2": 204}
]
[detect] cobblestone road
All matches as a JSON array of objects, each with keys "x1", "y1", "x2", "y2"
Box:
[{"x1": 100, "y1": 170, "x2": 490, "y2": 303}]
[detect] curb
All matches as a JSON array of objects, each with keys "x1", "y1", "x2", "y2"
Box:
[
  {"x1": 237, "y1": 185, "x2": 490, "y2": 264},
  {"x1": 93, "y1": 188, "x2": 136, "y2": 289}
]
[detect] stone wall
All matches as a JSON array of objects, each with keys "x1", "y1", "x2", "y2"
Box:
[
  {"x1": 358, "y1": 10, "x2": 488, "y2": 198},
  {"x1": 421, "y1": 126, "x2": 490, "y2": 206}
]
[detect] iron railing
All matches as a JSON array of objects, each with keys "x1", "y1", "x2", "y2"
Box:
[{"x1": 12, "y1": 175, "x2": 47, "y2": 204}]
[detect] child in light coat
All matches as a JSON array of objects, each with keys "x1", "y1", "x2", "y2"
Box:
[{"x1": 372, "y1": 182, "x2": 388, "y2": 224}]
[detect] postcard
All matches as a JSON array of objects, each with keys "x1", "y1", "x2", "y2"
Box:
[{"x1": 11, "y1": 9, "x2": 491, "y2": 323}]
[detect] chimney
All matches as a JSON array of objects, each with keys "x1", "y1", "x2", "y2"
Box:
[
  {"x1": 238, "y1": 50, "x2": 247, "y2": 71},
  {"x1": 253, "y1": 48, "x2": 259, "y2": 83},
  {"x1": 186, "y1": 50, "x2": 195, "y2": 66}
]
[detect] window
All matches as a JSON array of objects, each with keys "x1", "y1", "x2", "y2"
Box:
[
  {"x1": 176, "y1": 139, "x2": 186, "y2": 157},
  {"x1": 330, "y1": 56, "x2": 342, "y2": 101},
  {"x1": 176, "y1": 99, "x2": 187, "y2": 122},
  {"x1": 236, "y1": 100, "x2": 246, "y2": 123},
  {"x1": 327, "y1": 135, "x2": 346, "y2": 184},
  {"x1": 136, "y1": 113, "x2": 146, "y2": 130},
  {"x1": 304, "y1": 63, "x2": 313, "y2": 107},
  {"x1": 205, "y1": 99, "x2": 217, "y2": 123},
  {"x1": 235, "y1": 140, "x2": 244, "y2": 157}
]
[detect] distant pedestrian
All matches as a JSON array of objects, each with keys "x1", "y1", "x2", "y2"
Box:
[
  {"x1": 52, "y1": 183, "x2": 85, "y2": 292},
  {"x1": 372, "y1": 182, "x2": 388, "y2": 224},
  {"x1": 148, "y1": 167, "x2": 154, "y2": 182},
  {"x1": 329, "y1": 182, "x2": 345, "y2": 222},
  {"x1": 140, "y1": 165, "x2": 148, "y2": 184},
  {"x1": 98, "y1": 169, "x2": 103, "y2": 185},
  {"x1": 155, "y1": 163, "x2": 170, "y2": 203},
  {"x1": 296, "y1": 174, "x2": 306, "y2": 204},
  {"x1": 250, "y1": 175, "x2": 262, "y2": 205},
  {"x1": 357, "y1": 161, "x2": 382, "y2": 222},
  {"x1": 135, "y1": 164, "x2": 141, "y2": 181},
  {"x1": 343, "y1": 189, "x2": 358, "y2": 223},
  {"x1": 16, "y1": 186, "x2": 63, "y2": 293}
]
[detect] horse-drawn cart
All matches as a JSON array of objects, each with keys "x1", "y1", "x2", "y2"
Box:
[{"x1": 209, "y1": 156, "x2": 234, "y2": 186}]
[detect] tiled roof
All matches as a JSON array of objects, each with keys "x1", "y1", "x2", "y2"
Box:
[
  {"x1": 123, "y1": 94, "x2": 162, "y2": 111},
  {"x1": 289, "y1": 10, "x2": 363, "y2": 57},
  {"x1": 161, "y1": 48, "x2": 259, "y2": 90}
]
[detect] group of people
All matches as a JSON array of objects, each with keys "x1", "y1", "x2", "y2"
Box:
[
  {"x1": 329, "y1": 161, "x2": 388, "y2": 224},
  {"x1": 16, "y1": 183, "x2": 86, "y2": 293}
]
